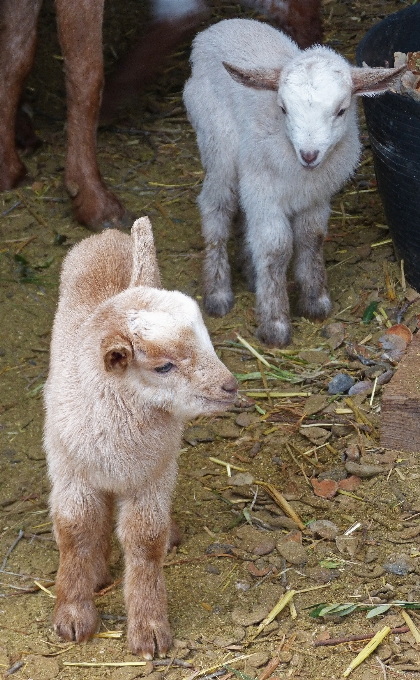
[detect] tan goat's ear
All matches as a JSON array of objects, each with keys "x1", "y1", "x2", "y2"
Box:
[
  {"x1": 351, "y1": 64, "x2": 406, "y2": 96},
  {"x1": 102, "y1": 335, "x2": 133, "y2": 373},
  {"x1": 223, "y1": 62, "x2": 280, "y2": 91}
]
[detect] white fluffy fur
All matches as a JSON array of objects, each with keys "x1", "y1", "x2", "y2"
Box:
[{"x1": 183, "y1": 18, "x2": 404, "y2": 346}]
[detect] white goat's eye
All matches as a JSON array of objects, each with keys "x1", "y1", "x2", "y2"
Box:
[
  {"x1": 280, "y1": 106, "x2": 287, "y2": 115},
  {"x1": 154, "y1": 362, "x2": 174, "y2": 374},
  {"x1": 337, "y1": 108, "x2": 346, "y2": 117}
]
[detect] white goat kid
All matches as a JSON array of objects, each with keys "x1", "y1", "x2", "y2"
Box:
[{"x1": 183, "y1": 19, "x2": 403, "y2": 346}]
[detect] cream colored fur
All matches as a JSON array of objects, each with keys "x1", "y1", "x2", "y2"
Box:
[{"x1": 44, "y1": 217, "x2": 237, "y2": 658}]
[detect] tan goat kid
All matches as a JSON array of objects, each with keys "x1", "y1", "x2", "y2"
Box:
[{"x1": 44, "y1": 217, "x2": 237, "y2": 658}]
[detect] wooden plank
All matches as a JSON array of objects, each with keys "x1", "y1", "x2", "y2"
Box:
[{"x1": 380, "y1": 333, "x2": 420, "y2": 453}]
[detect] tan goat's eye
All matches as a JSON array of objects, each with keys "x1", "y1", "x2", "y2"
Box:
[{"x1": 154, "y1": 362, "x2": 174, "y2": 374}]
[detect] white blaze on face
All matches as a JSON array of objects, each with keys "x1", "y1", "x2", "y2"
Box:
[{"x1": 279, "y1": 51, "x2": 353, "y2": 168}]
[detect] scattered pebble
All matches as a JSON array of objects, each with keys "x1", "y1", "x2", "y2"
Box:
[
  {"x1": 342, "y1": 443, "x2": 360, "y2": 462},
  {"x1": 318, "y1": 466, "x2": 347, "y2": 482},
  {"x1": 328, "y1": 373, "x2": 355, "y2": 395},
  {"x1": 383, "y1": 553, "x2": 416, "y2": 576},
  {"x1": 300, "y1": 426, "x2": 331, "y2": 445},
  {"x1": 246, "y1": 652, "x2": 271, "y2": 668},
  {"x1": 305, "y1": 566, "x2": 340, "y2": 584},
  {"x1": 338, "y1": 475, "x2": 361, "y2": 491},
  {"x1": 298, "y1": 350, "x2": 330, "y2": 364},
  {"x1": 335, "y1": 535, "x2": 359, "y2": 557},
  {"x1": 348, "y1": 380, "x2": 373, "y2": 396},
  {"x1": 214, "y1": 422, "x2": 241, "y2": 439},
  {"x1": 308, "y1": 520, "x2": 340, "y2": 540},
  {"x1": 303, "y1": 394, "x2": 329, "y2": 416},
  {"x1": 229, "y1": 472, "x2": 254, "y2": 486},
  {"x1": 311, "y1": 477, "x2": 338, "y2": 499},
  {"x1": 252, "y1": 540, "x2": 276, "y2": 556},
  {"x1": 235, "y1": 412, "x2": 260, "y2": 428},
  {"x1": 276, "y1": 540, "x2": 308, "y2": 566},
  {"x1": 231, "y1": 605, "x2": 270, "y2": 627},
  {"x1": 345, "y1": 461, "x2": 384, "y2": 478},
  {"x1": 205, "y1": 543, "x2": 235, "y2": 555},
  {"x1": 183, "y1": 425, "x2": 214, "y2": 446}
]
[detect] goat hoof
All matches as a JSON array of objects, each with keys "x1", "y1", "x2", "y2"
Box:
[
  {"x1": 203, "y1": 291, "x2": 235, "y2": 317},
  {"x1": 127, "y1": 616, "x2": 172, "y2": 659},
  {"x1": 54, "y1": 599, "x2": 98, "y2": 642},
  {"x1": 299, "y1": 293, "x2": 332, "y2": 321},
  {"x1": 256, "y1": 320, "x2": 292, "y2": 348}
]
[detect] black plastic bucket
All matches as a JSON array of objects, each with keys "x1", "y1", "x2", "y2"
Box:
[{"x1": 356, "y1": 5, "x2": 420, "y2": 291}]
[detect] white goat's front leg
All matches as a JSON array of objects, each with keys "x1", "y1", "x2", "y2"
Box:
[
  {"x1": 117, "y1": 488, "x2": 173, "y2": 659},
  {"x1": 246, "y1": 207, "x2": 294, "y2": 347},
  {"x1": 198, "y1": 175, "x2": 238, "y2": 317},
  {"x1": 292, "y1": 204, "x2": 332, "y2": 321}
]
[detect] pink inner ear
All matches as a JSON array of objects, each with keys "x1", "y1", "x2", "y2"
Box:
[
  {"x1": 351, "y1": 64, "x2": 406, "y2": 95},
  {"x1": 223, "y1": 62, "x2": 280, "y2": 91}
]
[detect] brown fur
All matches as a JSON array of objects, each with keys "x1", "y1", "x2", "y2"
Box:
[{"x1": 44, "y1": 217, "x2": 237, "y2": 657}]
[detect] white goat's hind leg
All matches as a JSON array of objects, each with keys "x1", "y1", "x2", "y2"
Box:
[
  {"x1": 198, "y1": 175, "x2": 237, "y2": 317},
  {"x1": 293, "y1": 205, "x2": 332, "y2": 321},
  {"x1": 246, "y1": 211, "x2": 294, "y2": 347}
]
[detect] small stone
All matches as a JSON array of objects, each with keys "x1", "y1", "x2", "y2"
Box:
[
  {"x1": 303, "y1": 394, "x2": 329, "y2": 416},
  {"x1": 308, "y1": 520, "x2": 340, "y2": 540},
  {"x1": 305, "y1": 566, "x2": 340, "y2": 584},
  {"x1": 335, "y1": 535, "x2": 360, "y2": 557},
  {"x1": 345, "y1": 461, "x2": 384, "y2": 478},
  {"x1": 338, "y1": 475, "x2": 361, "y2": 491},
  {"x1": 365, "y1": 547, "x2": 379, "y2": 564},
  {"x1": 298, "y1": 350, "x2": 329, "y2": 364},
  {"x1": 252, "y1": 540, "x2": 276, "y2": 556},
  {"x1": 206, "y1": 564, "x2": 221, "y2": 575},
  {"x1": 300, "y1": 426, "x2": 331, "y2": 445},
  {"x1": 318, "y1": 466, "x2": 347, "y2": 482},
  {"x1": 311, "y1": 478, "x2": 338, "y2": 499},
  {"x1": 231, "y1": 605, "x2": 270, "y2": 627},
  {"x1": 383, "y1": 553, "x2": 416, "y2": 576},
  {"x1": 206, "y1": 543, "x2": 235, "y2": 555},
  {"x1": 235, "y1": 412, "x2": 260, "y2": 428},
  {"x1": 183, "y1": 425, "x2": 214, "y2": 446},
  {"x1": 248, "y1": 441, "x2": 262, "y2": 458},
  {"x1": 215, "y1": 422, "x2": 241, "y2": 439},
  {"x1": 328, "y1": 373, "x2": 355, "y2": 395},
  {"x1": 348, "y1": 380, "x2": 373, "y2": 396},
  {"x1": 276, "y1": 540, "x2": 308, "y2": 566},
  {"x1": 246, "y1": 652, "x2": 270, "y2": 668},
  {"x1": 343, "y1": 443, "x2": 360, "y2": 462},
  {"x1": 230, "y1": 472, "x2": 254, "y2": 486},
  {"x1": 213, "y1": 627, "x2": 246, "y2": 647}
]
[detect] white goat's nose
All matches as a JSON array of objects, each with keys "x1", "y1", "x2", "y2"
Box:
[{"x1": 300, "y1": 150, "x2": 319, "y2": 166}]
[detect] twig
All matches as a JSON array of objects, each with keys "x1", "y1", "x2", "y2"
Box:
[
  {"x1": 0, "y1": 529, "x2": 24, "y2": 572},
  {"x1": 314, "y1": 626, "x2": 408, "y2": 647},
  {"x1": 254, "y1": 480, "x2": 305, "y2": 531}
]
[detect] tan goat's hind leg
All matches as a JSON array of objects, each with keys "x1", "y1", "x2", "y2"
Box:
[
  {"x1": 118, "y1": 498, "x2": 172, "y2": 659},
  {"x1": 52, "y1": 491, "x2": 113, "y2": 643}
]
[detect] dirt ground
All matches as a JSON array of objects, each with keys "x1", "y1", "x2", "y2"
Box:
[{"x1": 2, "y1": 0, "x2": 420, "y2": 678}]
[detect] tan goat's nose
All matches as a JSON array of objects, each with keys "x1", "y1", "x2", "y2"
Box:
[{"x1": 222, "y1": 375, "x2": 238, "y2": 394}]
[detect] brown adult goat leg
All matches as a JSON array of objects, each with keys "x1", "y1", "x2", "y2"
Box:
[
  {"x1": 0, "y1": 0, "x2": 42, "y2": 190},
  {"x1": 55, "y1": 0, "x2": 126, "y2": 230}
]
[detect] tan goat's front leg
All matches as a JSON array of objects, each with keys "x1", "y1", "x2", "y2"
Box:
[
  {"x1": 55, "y1": 0, "x2": 126, "y2": 230},
  {"x1": 117, "y1": 493, "x2": 173, "y2": 659},
  {"x1": 51, "y1": 485, "x2": 113, "y2": 642}
]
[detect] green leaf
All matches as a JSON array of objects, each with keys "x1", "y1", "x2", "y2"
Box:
[
  {"x1": 362, "y1": 301, "x2": 378, "y2": 324},
  {"x1": 366, "y1": 604, "x2": 391, "y2": 619},
  {"x1": 319, "y1": 559, "x2": 341, "y2": 569}
]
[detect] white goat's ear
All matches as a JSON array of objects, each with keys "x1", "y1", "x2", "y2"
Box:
[
  {"x1": 351, "y1": 64, "x2": 406, "y2": 96},
  {"x1": 223, "y1": 62, "x2": 280, "y2": 91},
  {"x1": 102, "y1": 334, "x2": 133, "y2": 373}
]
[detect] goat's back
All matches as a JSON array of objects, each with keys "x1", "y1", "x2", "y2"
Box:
[{"x1": 190, "y1": 18, "x2": 298, "y2": 74}]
